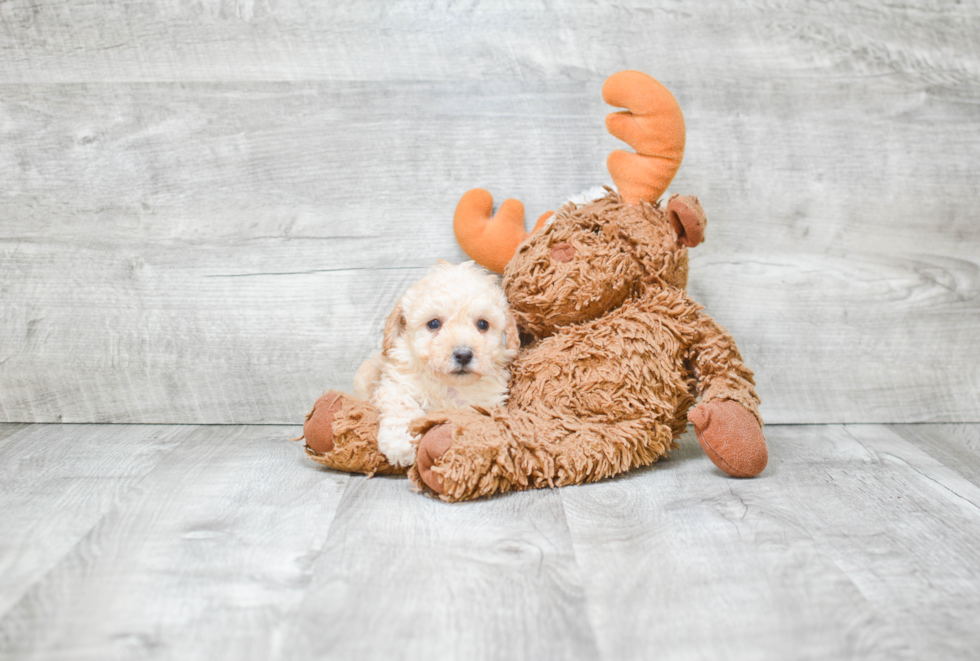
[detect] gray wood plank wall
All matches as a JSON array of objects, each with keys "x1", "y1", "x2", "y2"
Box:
[{"x1": 2, "y1": 0, "x2": 979, "y2": 424}]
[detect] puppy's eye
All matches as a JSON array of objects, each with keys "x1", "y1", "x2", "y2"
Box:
[
  {"x1": 426, "y1": 319, "x2": 441, "y2": 331},
  {"x1": 476, "y1": 319, "x2": 490, "y2": 332}
]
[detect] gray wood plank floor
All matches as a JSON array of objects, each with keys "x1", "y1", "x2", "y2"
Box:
[{"x1": 2, "y1": 423, "x2": 979, "y2": 660}]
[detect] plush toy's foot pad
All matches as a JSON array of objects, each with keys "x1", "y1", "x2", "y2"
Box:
[
  {"x1": 689, "y1": 400, "x2": 768, "y2": 478},
  {"x1": 415, "y1": 424, "x2": 453, "y2": 494},
  {"x1": 299, "y1": 391, "x2": 406, "y2": 476},
  {"x1": 301, "y1": 391, "x2": 343, "y2": 455}
]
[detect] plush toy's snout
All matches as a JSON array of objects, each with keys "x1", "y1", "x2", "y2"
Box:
[
  {"x1": 550, "y1": 243, "x2": 576, "y2": 262},
  {"x1": 501, "y1": 202, "x2": 643, "y2": 339}
]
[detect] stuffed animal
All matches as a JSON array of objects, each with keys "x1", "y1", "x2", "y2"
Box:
[{"x1": 298, "y1": 70, "x2": 767, "y2": 500}]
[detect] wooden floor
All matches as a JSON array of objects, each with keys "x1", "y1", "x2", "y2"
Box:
[{"x1": 0, "y1": 423, "x2": 978, "y2": 660}]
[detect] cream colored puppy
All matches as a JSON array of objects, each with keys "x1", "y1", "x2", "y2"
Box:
[{"x1": 354, "y1": 261, "x2": 520, "y2": 467}]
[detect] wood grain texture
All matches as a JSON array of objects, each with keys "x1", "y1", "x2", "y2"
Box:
[
  {"x1": 0, "y1": 424, "x2": 191, "y2": 618},
  {"x1": 284, "y1": 477, "x2": 598, "y2": 661},
  {"x1": 888, "y1": 423, "x2": 980, "y2": 484},
  {"x1": 692, "y1": 252, "x2": 980, "y2": 424},
  {"x1": 0, "y1": 424, "x2": 30, "y2": 446},
  {"x1": 3, "y1": 423, "x2": 980, "y2": 660},
  {"x1": 0, "y1": 425, "x2": 350, "y2": 660},
  {"x1": 2, "y1": 1, "x2": 979, "y2": 423},
  {"x1": 561, "y1": 424, "x2": 980, "y2": 661},
  {"x1": 1, "y1": 0, "x2": 978, "y2": 88}
]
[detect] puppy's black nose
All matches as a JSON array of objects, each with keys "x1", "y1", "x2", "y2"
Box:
[{"x1": 453, "y1": 347, "x2": 474, "y2": 367}]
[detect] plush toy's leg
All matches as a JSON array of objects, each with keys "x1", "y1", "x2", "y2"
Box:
[
  {"x1": 297, "y1": 391, "x2": 406, "y2": 476},
  {"x1": 410, "y1": 407, "x2": 674, "y2": 502},
  {"x1": 686, "y1": 311, "x2": 768, "y2": 477}
]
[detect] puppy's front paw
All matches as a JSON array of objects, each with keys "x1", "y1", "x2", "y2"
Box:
[{"x1": 377, "y1": 426, "x2": 416, "y2": 467}]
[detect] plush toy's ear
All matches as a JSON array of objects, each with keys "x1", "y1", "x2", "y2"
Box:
[
  {"x1": 667, "y1": 195, "x2": 706, "y2": 247},
  {"x1": 603, "y1": 70, "x2": 686, "y2": 206},
  {"x1": 504, "y1": 310, "x2": 521, "y2": 352},
  {"x1": 382, "y1": 303, "x2": 406, "y2": 355}
]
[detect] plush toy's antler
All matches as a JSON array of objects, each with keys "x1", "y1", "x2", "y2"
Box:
[
  {"x1": 454, "y1": 71, "x2": 685, "y2": 271},
  {"x1": 453, "y1": 188, "x2": 552, "y2": 274},
  {"x1": 603, "y1": 70, "x2": 686, "y2": 206}
]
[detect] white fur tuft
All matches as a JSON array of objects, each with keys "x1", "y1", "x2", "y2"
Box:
[
  {"x1": 545, "y1": 186, "x2": 611, "y2": 229},
  {"x1": 564, "y1": 185, "x2": 609, "y2": 207}
]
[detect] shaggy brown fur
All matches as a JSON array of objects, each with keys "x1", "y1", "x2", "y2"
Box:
[
  {"x1": 297, "y1": 71, "x2": 767, "y2": 499},
  {"x1": 296, "y1": 190, "x2": 767, "y2": 501},
  {"x1": 300, "y1": 392, "x2": 406, "y2": 476},
  {"x1": 406, "y1": 191, "x2": 765, "y2": 500}
]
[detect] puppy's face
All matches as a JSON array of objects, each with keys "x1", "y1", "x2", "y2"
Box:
[{"x1": 384, "y1": 261, "x2": 518, "y2": 386}]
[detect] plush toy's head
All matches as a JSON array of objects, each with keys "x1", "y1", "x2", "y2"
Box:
[
  {"x1": 453, "y1": 71, "x2": 706, "y2": 339},
  {"x1": 502, "y1": 192, "x2": 703, "y2": 338}
]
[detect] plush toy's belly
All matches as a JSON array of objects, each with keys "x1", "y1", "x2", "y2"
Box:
[{"x1": 508, "y1": 301, "x2": 695, "y2": 429}]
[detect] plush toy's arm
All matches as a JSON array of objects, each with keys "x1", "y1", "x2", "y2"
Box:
[
  {"x1": 687, "y1": 312, "x2": 762, "y2": 425},
  {"x1": 684, "y1": 309, "x2": 768, "y2": 477}
]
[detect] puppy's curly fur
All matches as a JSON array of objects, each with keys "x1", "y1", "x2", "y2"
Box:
[{"x1": 353, "y1": 261, "x2": 519, "y2": 467}]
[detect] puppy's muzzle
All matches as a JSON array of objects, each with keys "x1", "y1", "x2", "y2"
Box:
[{"x1": 452, "y1": 347, "x2": 475, "y2": 372}]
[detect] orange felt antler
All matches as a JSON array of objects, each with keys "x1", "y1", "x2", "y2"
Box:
[
  {"x1": 454, "y1": 72, "x2": 683, "y2": 270},
  {"x1": 603, "y1": 70, "x2": 686, "y2": 206},
  {"x1": 454, "y1": 188, "x2": 552, "y2": 274}
]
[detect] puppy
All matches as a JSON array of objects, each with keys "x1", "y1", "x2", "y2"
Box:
[{"x1": 354, "y1": 261, "x2": 520, "y2": 467}]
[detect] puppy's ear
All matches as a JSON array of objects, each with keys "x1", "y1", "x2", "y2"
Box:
[
  {"x1": 382, "y1": 303, "x2": 406, "y2": 356},
  {"x1": 504, "y1": 310, "x2": 521, "y2": 352}
]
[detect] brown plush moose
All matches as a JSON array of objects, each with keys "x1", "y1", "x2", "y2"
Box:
[{"x1": 299, "y1": 70, "x2": 767, "y2": 501}]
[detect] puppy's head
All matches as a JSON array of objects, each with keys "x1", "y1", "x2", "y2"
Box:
[{"x1": 384, "y1": 261, "x2": 518, "y2": 386}]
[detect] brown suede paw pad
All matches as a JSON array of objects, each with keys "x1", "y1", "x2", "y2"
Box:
[
  {"x1": 301, "y1": 391, "x2": 344, "y2": 456},
  {"x1": 415, "y1": 424, "x2": 453, "y2": 495},
  {"x1": 689, "y1": 400, "x2": 768, "y2": 478}
]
